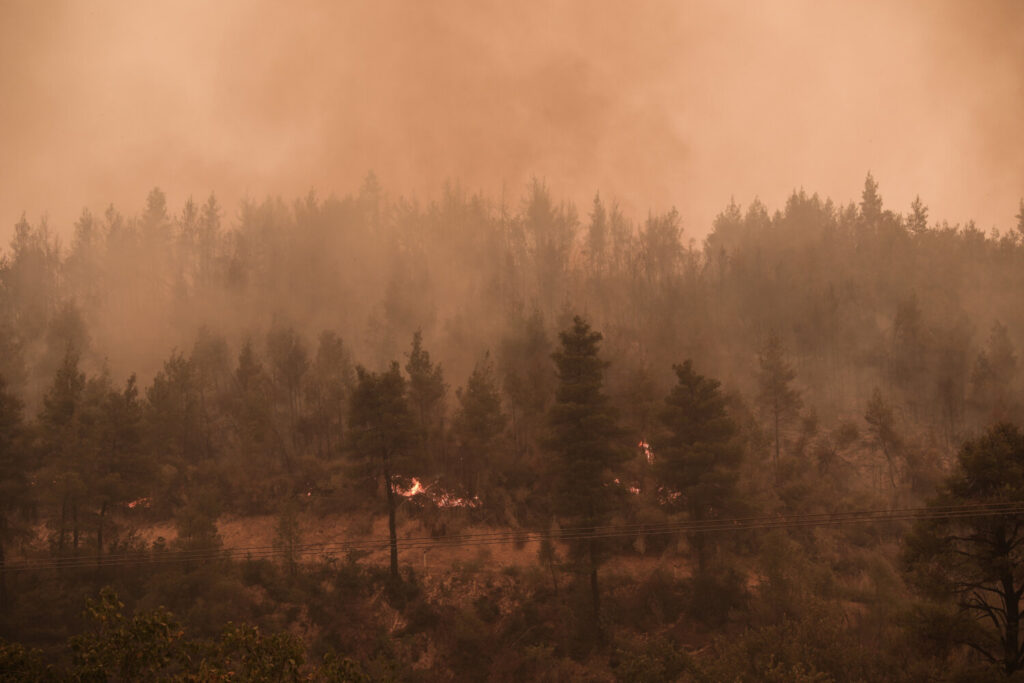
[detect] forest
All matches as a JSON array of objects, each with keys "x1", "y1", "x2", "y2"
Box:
[{"x1": 2, "y1": 174, "x2": 1024, "y2": 680}]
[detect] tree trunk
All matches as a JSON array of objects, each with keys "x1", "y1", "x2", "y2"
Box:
[
  {"x1": 589, "y1": 536, "x2": 602, "y2": 643},
  {"x1": 58, "y1": 495, "x2": 67, "y2": 554},
  {"x1": 1003, "y1": 570, "x2": 1020, "y2": 674},
  {"x1": 773, "y1": 404, "x2": 781, "y2": 478},
  {"x1": 72, "y1": 501, "x2": 79, "y2": 552},
  {"x1": 97, "y1": 501, "x2": 107, "y2": 565},
  {"x1": 0, "y1": 517, "x2": 8, "y2": 611},
  {"x1": 384, "y1": 468, "x2": 399, "y2": 582}
]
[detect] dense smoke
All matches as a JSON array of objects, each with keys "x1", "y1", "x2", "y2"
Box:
[{"x1": 1, "y1": 0, "x2": 1022, "y2": 240}]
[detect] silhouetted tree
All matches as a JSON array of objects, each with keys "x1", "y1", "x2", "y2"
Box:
[
  {"x1": 452, "y1": 352, "x2": 506, "y2": 495},
  {"x1": 905, "y1": 423, "x2": 1024, "y2": 675},
  {"x1": 585, "y1": 193, "x2": 608, "y2": 275},
  {"x1": 860, "y1": 172, "x2": 883, "y2": 223},
  {"x1": 38, "y1": 347, "x2": 88, "y2": 554},
  {"x1": 405, "y1": 330, "x2": 447, "y2": 472},
  {"x1": 305, "y1": 331, "x2": 354, "y2": 459},
  {"x1": 0, "y1": 375, "x2": 28, "y2": 609},
  {"x1": 865, "y1": 388, "x2": 902, "y2": 490},
  {"x1": 655, "y1": 360, "x2": 743, "y2": 571},
  {"x1": 500, "y1": 309, "x2": 553, "y2": 460},
  {"x1": 757, "y1": 333, "x2": 802, "y2": 476},
  {"x1": 92, "y1": 375, "x2": 146, "y2": 561},
  {"x1": 145, "y1": 351, "x2": 202, "y2": 470},
  {"x1": 547, "y1": 316, "x2": 626, "y2": 638},
  {"x1": 908, "y1": 196, "x2": 929, "y2": 234},
  {"x1": 267, "y1": 324, "x2": 310, "y2": 457},
  {"x1": 348, "y1": 363, "x2": 414, "y2": 582}
]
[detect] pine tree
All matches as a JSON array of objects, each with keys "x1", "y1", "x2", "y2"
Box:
[
  {"x1": 453, "y1": 352, "x2": 506, "y2": 495},
  {"x1": 306, "y1": 331, "x2": 354, "y2": 460},
  {"x1": 908, "y1": 195, "x2": 929, "y2": 234},
  {"x1": 656, "y1": 360, "x2": 743, "y2": 571},
  {"x1": 145, "y1": 352, "x2": 201, "y2": 469},
  {"x1": 405, "y1": 331, "x2": 447, "y2": 472},
  {"x1": 0, "y1": 374, "x2": 28, "y2": 609},
  {"x1": 227, "y1": 340, "x2": 277, "y2": 485},
  {"x1": 266, "y1": 325, "x2": 310, "y2": 458},
  {"x1": 92, "y1": 375, "x2": 146, "y2": 561},
  {"x1": 757, "y1": 333, "x2": 802, "y2": 477},
  {"x1": 860, "y1": 172, "x2": 883, "y2": 223},
  {"x1": 586, "y1": 193, "x2": 608, "y2": 275},
  {"x1": 39, "y1": 348, "x2": 88, "y2": 555},
  {"x1": 905, "y1": 424, "x2": 1024, "y2": 675},
  {"x1": 547, "y1": 316, "x2": 626, "y2": 637},
  {"x1": 500, "y1": 309, "x2": 553, "y2": 460},
  {"x1": 348, "y1": 363, "x2": 414, "y2": 582},
  {"x1": 864, "y1": 388, "x2": 902, "y2": 489}
]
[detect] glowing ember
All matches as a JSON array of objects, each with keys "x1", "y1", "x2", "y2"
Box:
[
  {"x1": 656, "y1": 487, "x2": 682, "y2": 504},
  {"x1": 638, "y1": 440, "x2": 654, "y2": 464},
  {"x1": 127, "y1": 497, "x2": 151, "y2": 509},
  {"x1": 435, "y1": 492, "x2": 482, "y2": 509},
  {"x1": 611, "y1": 478, "x2": 642, "y2": 495}
]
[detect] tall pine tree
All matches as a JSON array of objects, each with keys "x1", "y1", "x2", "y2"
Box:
[
  {"x1": 656, "y1": 360, "x2": 743, "y2": 572},
  {"x1": 405, "y1": 331, "x2": 446, "y2": 473},
  {"x1": 547, "y1": 316, "x2": 626, "y2": 638},
  {"x1": 453, "y1": 352, "x2": 506, "y2": 496},
  {"x1": 348, "y1": 363, "x2": 414, "y2": 582},
  {"x1": 0, "y1": 374, "x2": 28, "y2": 609},
  {"x1": 757, "y1": 332, "x2": 802, "y2": 477}
]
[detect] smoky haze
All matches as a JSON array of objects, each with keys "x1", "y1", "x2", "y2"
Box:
[{"x1": 1, "y1": 0, "x2": 1022, "y2": 240}]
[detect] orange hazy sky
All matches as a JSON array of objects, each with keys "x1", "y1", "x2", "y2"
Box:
[{"x1": 1, "y1": 0, "x2": 1022, "y2": 242}]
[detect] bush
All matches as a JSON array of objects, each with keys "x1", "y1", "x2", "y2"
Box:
[
  {"x1": 614, "y1": 635, "x2": 692, "y2": 683},
  {"x1": 686, "y1": 565, "x2": 748, "y2": 627}
]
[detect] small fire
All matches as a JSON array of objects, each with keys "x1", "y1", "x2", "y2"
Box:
[
  {"x1": 639, "y1": 440, "x2": 654, "y2": 464},
  {"x1": 397, "y1": 478, "x2": 428, "y2": 497},
  {"x1": 396, "y1": 477, "x2": 480, "y2": 509},
  {"x1": 127, "y1": 497, "x2": 151, "y2": 509}
]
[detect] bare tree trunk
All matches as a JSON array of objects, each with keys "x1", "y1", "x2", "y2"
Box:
[
  {"x1": 384, "y1": 467, "x2": 399, "y2": 582},
  {"x1": 589, "y1": 536, "x2": 603, "y2": 644},
  {"x1": 774, "y1": 405, "x2": 781, "y2": 480},
  {"x1": 0, "y1": 517, "x2": 8, "y2": 610},
  {"x1": 72, "y1": 501, "x2": 79, "y2": 552},
  {"x1": 97, "y1": 501, "x2": 107, "y2": 565},
  {"x1": 58, "y1": 495, "x2": 67, "y2": 554}
]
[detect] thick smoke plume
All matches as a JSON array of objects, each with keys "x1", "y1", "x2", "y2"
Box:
[{"x1": 1, "y1": 0, "x2": 1022, "y2": 238}]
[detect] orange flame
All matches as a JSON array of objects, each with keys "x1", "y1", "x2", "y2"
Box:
[
  {"x1": 397, "y1": 478, "x2": 428, "y2": 497},
  {"x1": 611, "y1": 478, "x2": 642, "y2": 495}
]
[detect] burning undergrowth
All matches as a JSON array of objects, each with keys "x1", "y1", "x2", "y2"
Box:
[{"x1": 395, "y1": 477, "x2": 482, "y2": 510}]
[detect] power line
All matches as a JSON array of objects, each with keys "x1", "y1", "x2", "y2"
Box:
[{"x1": 5, "y1": 501, "x2": 1023, "y2": 573}]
